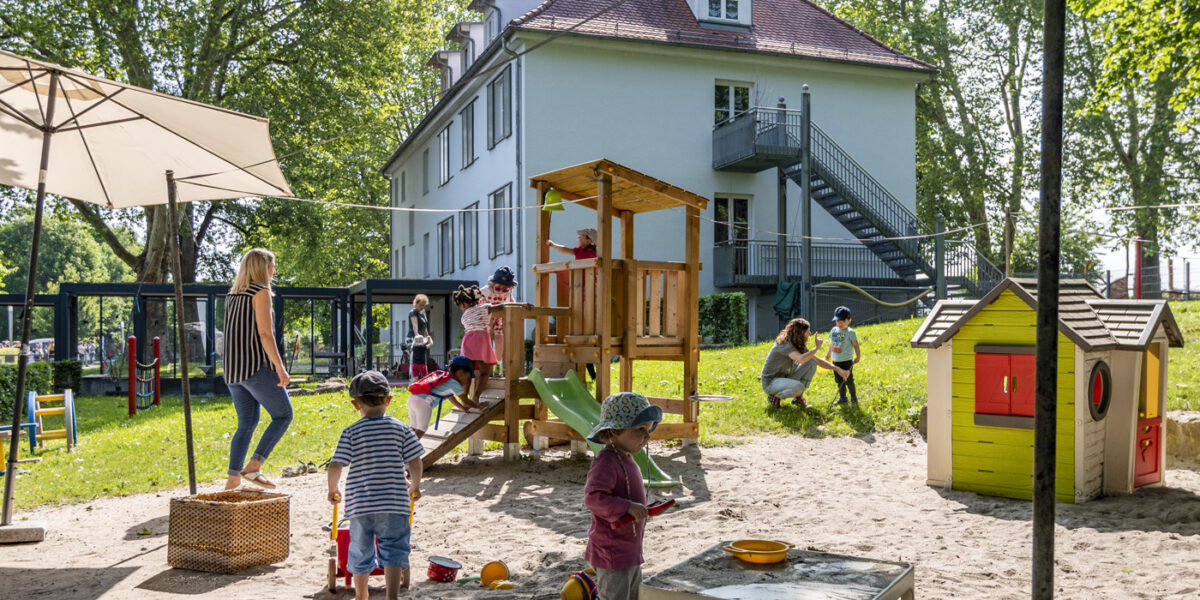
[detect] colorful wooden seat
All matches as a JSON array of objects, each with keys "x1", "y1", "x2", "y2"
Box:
[{"x1": 27, "y1": 390, "x2": 77, "y2": 452}]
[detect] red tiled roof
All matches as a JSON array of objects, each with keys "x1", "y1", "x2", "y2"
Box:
[{"x1": 511, "y1": 0, "x2": 935, "y2": 72}]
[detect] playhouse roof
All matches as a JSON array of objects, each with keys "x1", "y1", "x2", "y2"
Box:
[
  {"x1": 910, "y1": 277, "x2": 1184, "y2": 351},
  {"x1": 529, "y1": 158, "x2": 709, "y2": 214}
]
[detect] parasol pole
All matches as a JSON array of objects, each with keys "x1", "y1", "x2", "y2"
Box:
[
  {"x1": 2, "y1": 72, "x2": 59, "y2": 526},
  {"x1": 166, "y1": 170, "x2": 198, "y2": 495}
]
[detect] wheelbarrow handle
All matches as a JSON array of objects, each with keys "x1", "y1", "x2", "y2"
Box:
[{"x1": 610, "y1": 499, "x2": 676, "y2": 529}]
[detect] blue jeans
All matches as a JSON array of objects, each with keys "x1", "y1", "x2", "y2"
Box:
[
  {"x1": 763, "y1": 360, "x2": 818, "y2": 398},
  {"x1": 348, "y1": 512, "x2": 412, "y2": 574},
  {"x1": 227, "y1": 364, "x2": 293, "y2": 476}
]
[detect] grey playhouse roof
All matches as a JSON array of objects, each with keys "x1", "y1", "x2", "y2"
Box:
[{"x1": 910, "y1": 277, "x2": 1185, "y2": 351}]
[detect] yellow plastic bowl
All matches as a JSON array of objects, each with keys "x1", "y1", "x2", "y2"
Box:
[
  {"x1": 721, "y1": 540, "x2": 794, "y2": 564},
  {"x1": 481, "y1": 560, "x2": 510, "y2": 586}
]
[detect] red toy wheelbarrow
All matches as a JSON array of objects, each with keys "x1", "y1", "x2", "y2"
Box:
[{"x1": 326, "y1": 495, "x2": 415, "y2": 592}]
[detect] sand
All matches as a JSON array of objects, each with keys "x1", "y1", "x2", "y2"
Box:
[{"x1": 4, "y1": 432, "x2": 1200, "y2": 599}]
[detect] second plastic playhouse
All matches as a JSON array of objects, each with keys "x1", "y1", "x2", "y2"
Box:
[
  {"x1": 911, "y1": 277, "x2": 1185, "y2": 502},
  {"x1": 416, "y1": 159, "x2": 708, "y2": 483}
]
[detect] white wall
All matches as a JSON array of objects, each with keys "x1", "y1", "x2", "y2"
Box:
[{"x1": 521, "y1": 37, "x2": 925, "y2": 301}]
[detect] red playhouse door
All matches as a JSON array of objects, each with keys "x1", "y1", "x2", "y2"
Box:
[
  {"x1": 1134, "y1": 417, "x2": 1162, "y2": 487},
  {"x1": 1008, "y1": 354, "x2": 1036, "y2": 417},
  {"x1": 975, "y1": 353, "x2": 1012, "y2": 415}
]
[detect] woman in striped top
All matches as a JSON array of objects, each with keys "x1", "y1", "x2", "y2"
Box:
[{"x1": 223, "y1": 248, "x2": 293, "y2": 490}]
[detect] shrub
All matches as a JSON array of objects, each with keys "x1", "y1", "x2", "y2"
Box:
[
  {"x1": 698, "y1": 292, "x2": 748, "y2": 346},
  {"x1": 51, "y1": 360, "x2": 82, "y2": 393},
  {"x1": 0, "y1": 361, "x2": 53, "y2": 422}
]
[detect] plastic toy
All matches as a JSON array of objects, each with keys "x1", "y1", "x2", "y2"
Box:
[
  {"x1": 326, "y1": 494, "x2": 416, "y2": 592},
  {"x1": 610, "y1": 498, "x2": 674, "y2": 529},
  {"x1": 561, "y1": 568, "x2": 597, "y2": 600},
  {"x1": 427, "y1": 556, "x2": 461, "y2": 582},
  {"x1": 27, "y1": 390, "x2": 77, "y2": 451}
]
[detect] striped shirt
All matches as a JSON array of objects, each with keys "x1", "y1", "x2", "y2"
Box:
[
  {"x1": 461, "y1": 304, "x2": 490, "y2": 332},
  {"x1": 224, "y1": 283, "x2": 272, "y2": 385},
  {"x1": 331, "y1": 415, "x2": 424, "y2": 518}
]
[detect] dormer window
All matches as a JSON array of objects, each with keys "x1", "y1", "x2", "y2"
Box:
[
  {"x1": 691, "y1": 0, "x2": 751, "y2": 27},
  {"x1": 709, "y1": 0, "x2": 738, "y2": 20},
  {"x1": 485, "y1": 13, "x2": 499, "y2": 43}
]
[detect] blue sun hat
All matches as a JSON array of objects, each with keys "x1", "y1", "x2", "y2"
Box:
[{"x1": 586, "y1": 392, "x2": 662, "y2": 444}]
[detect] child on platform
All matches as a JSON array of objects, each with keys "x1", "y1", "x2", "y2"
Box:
[
  {"x1": 406, "y1": 355, "x2": 477, "y2": 438},
  {"x1": 455, "y1": 284, "x2": 495, "y2": 407},
  {"x1": 479, "y1": 266, "x2": 517, "y2": 366},
  {"x1": 327, "y1": 370, "x2": 424, "y2": 600},
  {"x1": 824, "y1": 305, "x2": 861, "y2": 404},
  {"x1": 583, "y1": 392, "x2": 663, "y2": 600}
]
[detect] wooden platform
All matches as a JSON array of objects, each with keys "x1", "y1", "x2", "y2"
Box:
[{"x1": 419, "y1": 391, "x2": 506, "y2": 469}]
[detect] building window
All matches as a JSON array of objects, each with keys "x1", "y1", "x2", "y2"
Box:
[
  {"x1": 713, "y1": 196, "x2": 749, "y2": 245},
  {"x1": 438, "y1": 217, "x2": 455, "y2": 275},
  {"x1": 487, "y1": 65, "x2": 512, "y2": 149},
  {"x1": 461, "y1": 39, "x2": 474, "y2": 71},
  {"x1": 439, "y1": 125, "x2": 452, "y2": 185},
  {"x1": 422, "y1": 149, "x2": 430, "y2": 195},
  {"x1": 489, "y1": 183, "x2": 512, "y2": 257},
  {"x1": 485, "y1": 13, "x2": 499, "y2": 43},
  {"x1": 423, "y1": 233, "x2": 431, "y2": 278},
  {"x1": 461, "y1": 202, "x2": 479, "y2": 268},
  {"x1": 714, "y1": 83, "x2": 750, "y2": 124},
  {"x1": 461, "y1": 101, "x2": 476, "y2": 169},
  {"x1": 708, "y1": 0, "x2": 739, "y2": 19},
  {"x1": 400, "y1": 246, "x2": 407, "y2": 278}
]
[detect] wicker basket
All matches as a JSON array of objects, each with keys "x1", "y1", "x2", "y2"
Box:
[{"x1": 167, "y1": 490, "x2": 290, "y2": 573}]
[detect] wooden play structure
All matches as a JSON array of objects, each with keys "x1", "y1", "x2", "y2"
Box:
[
  {"x1": 911, "y1": 277, "x2": 1185, "y2": 502},
  {"x1": 419, "y1": 159, "x2": 708, "y2": 467}
]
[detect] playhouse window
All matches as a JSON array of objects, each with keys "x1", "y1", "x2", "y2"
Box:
[
  {"x1": 974, "y1": 347, "x2": 1035, "y2": 422},
  {"x1": 1087, "y1": 360, "x2": 1111, "y2": 421}
]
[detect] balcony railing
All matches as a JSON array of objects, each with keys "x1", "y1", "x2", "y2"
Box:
[
  {"x1": 712, "y1": 240, "x2": 910, "y2": 288},
  {"x1": 712, "y1": 108, "x2": 804, "y2": 172}
]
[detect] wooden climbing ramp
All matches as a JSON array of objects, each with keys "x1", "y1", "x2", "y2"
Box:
[{"x1": 419, "y1": 389, "x2": 506, "y2": 469}]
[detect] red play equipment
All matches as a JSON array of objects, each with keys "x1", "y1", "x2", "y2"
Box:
[{"x1": 128, "y1": 335, "x2": 161, "y2": 416}]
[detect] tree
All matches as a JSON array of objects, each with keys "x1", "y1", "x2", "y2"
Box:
[
  {"x1": 0, "y1": 208, "x2": 136, "y2": 338},
  {"x1": 0, "y1": 0, "x2": 467, "y2": 287},
  {"x1": 826, "y1": 0, "x2": 1044, "y2": 268},
  {"x1": 1065, "y1": 4, "x2": 1200, "y2": 296}
]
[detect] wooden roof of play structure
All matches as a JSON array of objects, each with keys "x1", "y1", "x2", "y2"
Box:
[
  {"x1": 910, "y1": 277, "x2": 1185, "y2": 351},
  {"x1": 529, "y1": 159, "x2": 708, "y2": 214}
]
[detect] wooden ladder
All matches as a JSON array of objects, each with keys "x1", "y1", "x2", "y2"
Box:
[{"x1": 419, "y1": 390, "x2": 506, "y2": 470}]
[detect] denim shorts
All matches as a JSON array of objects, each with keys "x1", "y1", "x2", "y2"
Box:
[{"x1": 347, "y1": 512, "x2": 412, "y2": 574}]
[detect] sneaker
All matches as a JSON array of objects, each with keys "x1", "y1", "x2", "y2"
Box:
[
  {"x1": 791, "y1": 396, "x2": 807, "y2": 408},
  {"x1": 767, "y1": 395, "x2": 782, "y2": 409},
  {"x1": 850, "y1": 397, "x2": 859, "y2": 404},
  {"x1": 835, "y1": 397, "x2": 849, "y2": 405}
]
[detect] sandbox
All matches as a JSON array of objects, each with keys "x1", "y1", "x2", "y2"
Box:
[{"x1": 640, "y1": 541, "x2": 914, "y2": 600}]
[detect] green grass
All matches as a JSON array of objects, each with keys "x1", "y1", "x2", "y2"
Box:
[
  {"x1": 1167, "y1": 300, "x2": 1200, "y2": 410},
  {"x1": 11, "y1": 303, "x2": 1199, "y2": 508}
]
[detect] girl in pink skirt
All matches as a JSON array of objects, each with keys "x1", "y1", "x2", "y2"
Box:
[{"x1": 454, "y1": 285, "x2": 495, "y2": 408}]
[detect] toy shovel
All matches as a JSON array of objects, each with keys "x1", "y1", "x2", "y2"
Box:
[{"x1": 611, "y1": 499, "x2": 676, "y2": 529}]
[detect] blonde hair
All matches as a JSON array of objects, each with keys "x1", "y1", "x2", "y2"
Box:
[
  {"x1": 230, "y1": 248, "x2": 275, "y2": 294},
  {"x1": 413, "y1": 294, "x2": 429, "y2": 309}
]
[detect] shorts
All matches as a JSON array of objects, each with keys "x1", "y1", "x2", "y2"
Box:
[
  {"x1": 407, "y1": 393, "x2": 443, "y2": 432},
  {"x1": 347, "y1": 512, "x2": 412, "y2": 574}
]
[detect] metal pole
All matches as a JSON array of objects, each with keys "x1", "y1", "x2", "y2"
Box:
[
  {"x1": 166, "y1": 171, "x2": 198, "y2": 495},
  {"x1": 1105, "y1": 270, "x2": 1111, "y2": 299},
  {"x1": 776, "y1": 98, "x2": 788, "y2": 324},
  {"x1": 3, "y1": 72, "x2": 59, "y2": 526},
  {"x1": 801, "y1": 86, "x2": 813, "y2": 318},
  {"x1": 1034, "y1": 0, "x2": 1066, "y2": 596},
  {"x1": 1134, "y1": 235, "x2": 1143, "y2": 299},
  {"x1": 1187, "y1": 261, "x2": 1191, "y2": 301},
  {"x1": 936, "y1": 216, "x2": 946, "y2": 300}
]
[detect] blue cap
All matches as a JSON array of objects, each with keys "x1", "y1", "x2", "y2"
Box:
[
  {"x1": 448, "y1": 355, "x2": 475, "y2": 376},
  {"x1": 833, "y1": 306, "x2": 852, "y2": 321}
]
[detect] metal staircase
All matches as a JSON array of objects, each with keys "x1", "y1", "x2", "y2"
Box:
[{"x1": 713, "y1": 106, "x2": 1002, "y2": 298}]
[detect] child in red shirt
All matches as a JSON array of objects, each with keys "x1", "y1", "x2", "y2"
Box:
[{"x1": 583, "y1": 392, "x2": 663, "y2": 600}]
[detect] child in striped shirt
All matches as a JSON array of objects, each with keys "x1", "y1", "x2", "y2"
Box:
[{"x1": 328, "y1": 370, "x2": 424, "y2": 600}]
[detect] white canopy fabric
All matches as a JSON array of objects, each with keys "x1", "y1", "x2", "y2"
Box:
[{"x1": 0, "y1": 49, "x2": 291, "y2": 206}]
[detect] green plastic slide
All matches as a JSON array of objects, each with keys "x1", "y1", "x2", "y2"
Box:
[{"x1": 527, "y1": 369, "x2": 679, "y2": 488}]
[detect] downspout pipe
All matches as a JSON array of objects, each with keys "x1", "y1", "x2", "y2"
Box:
[{"x1": 502, "y1": 34, "x2": 524, "y2": 305}]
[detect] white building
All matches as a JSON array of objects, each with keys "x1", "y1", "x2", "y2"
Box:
[{"x1": 382, "y1": 0, "x2": 958, "y2": 342}]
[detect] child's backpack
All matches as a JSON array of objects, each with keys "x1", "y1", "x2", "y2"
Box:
[{"x1": 407, "y1": 370, "x2": 453, "y2": 396}]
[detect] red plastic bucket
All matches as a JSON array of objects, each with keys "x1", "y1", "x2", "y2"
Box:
[{"x1": 427, "y1": 556, "x2": 461, "y2": 582}]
